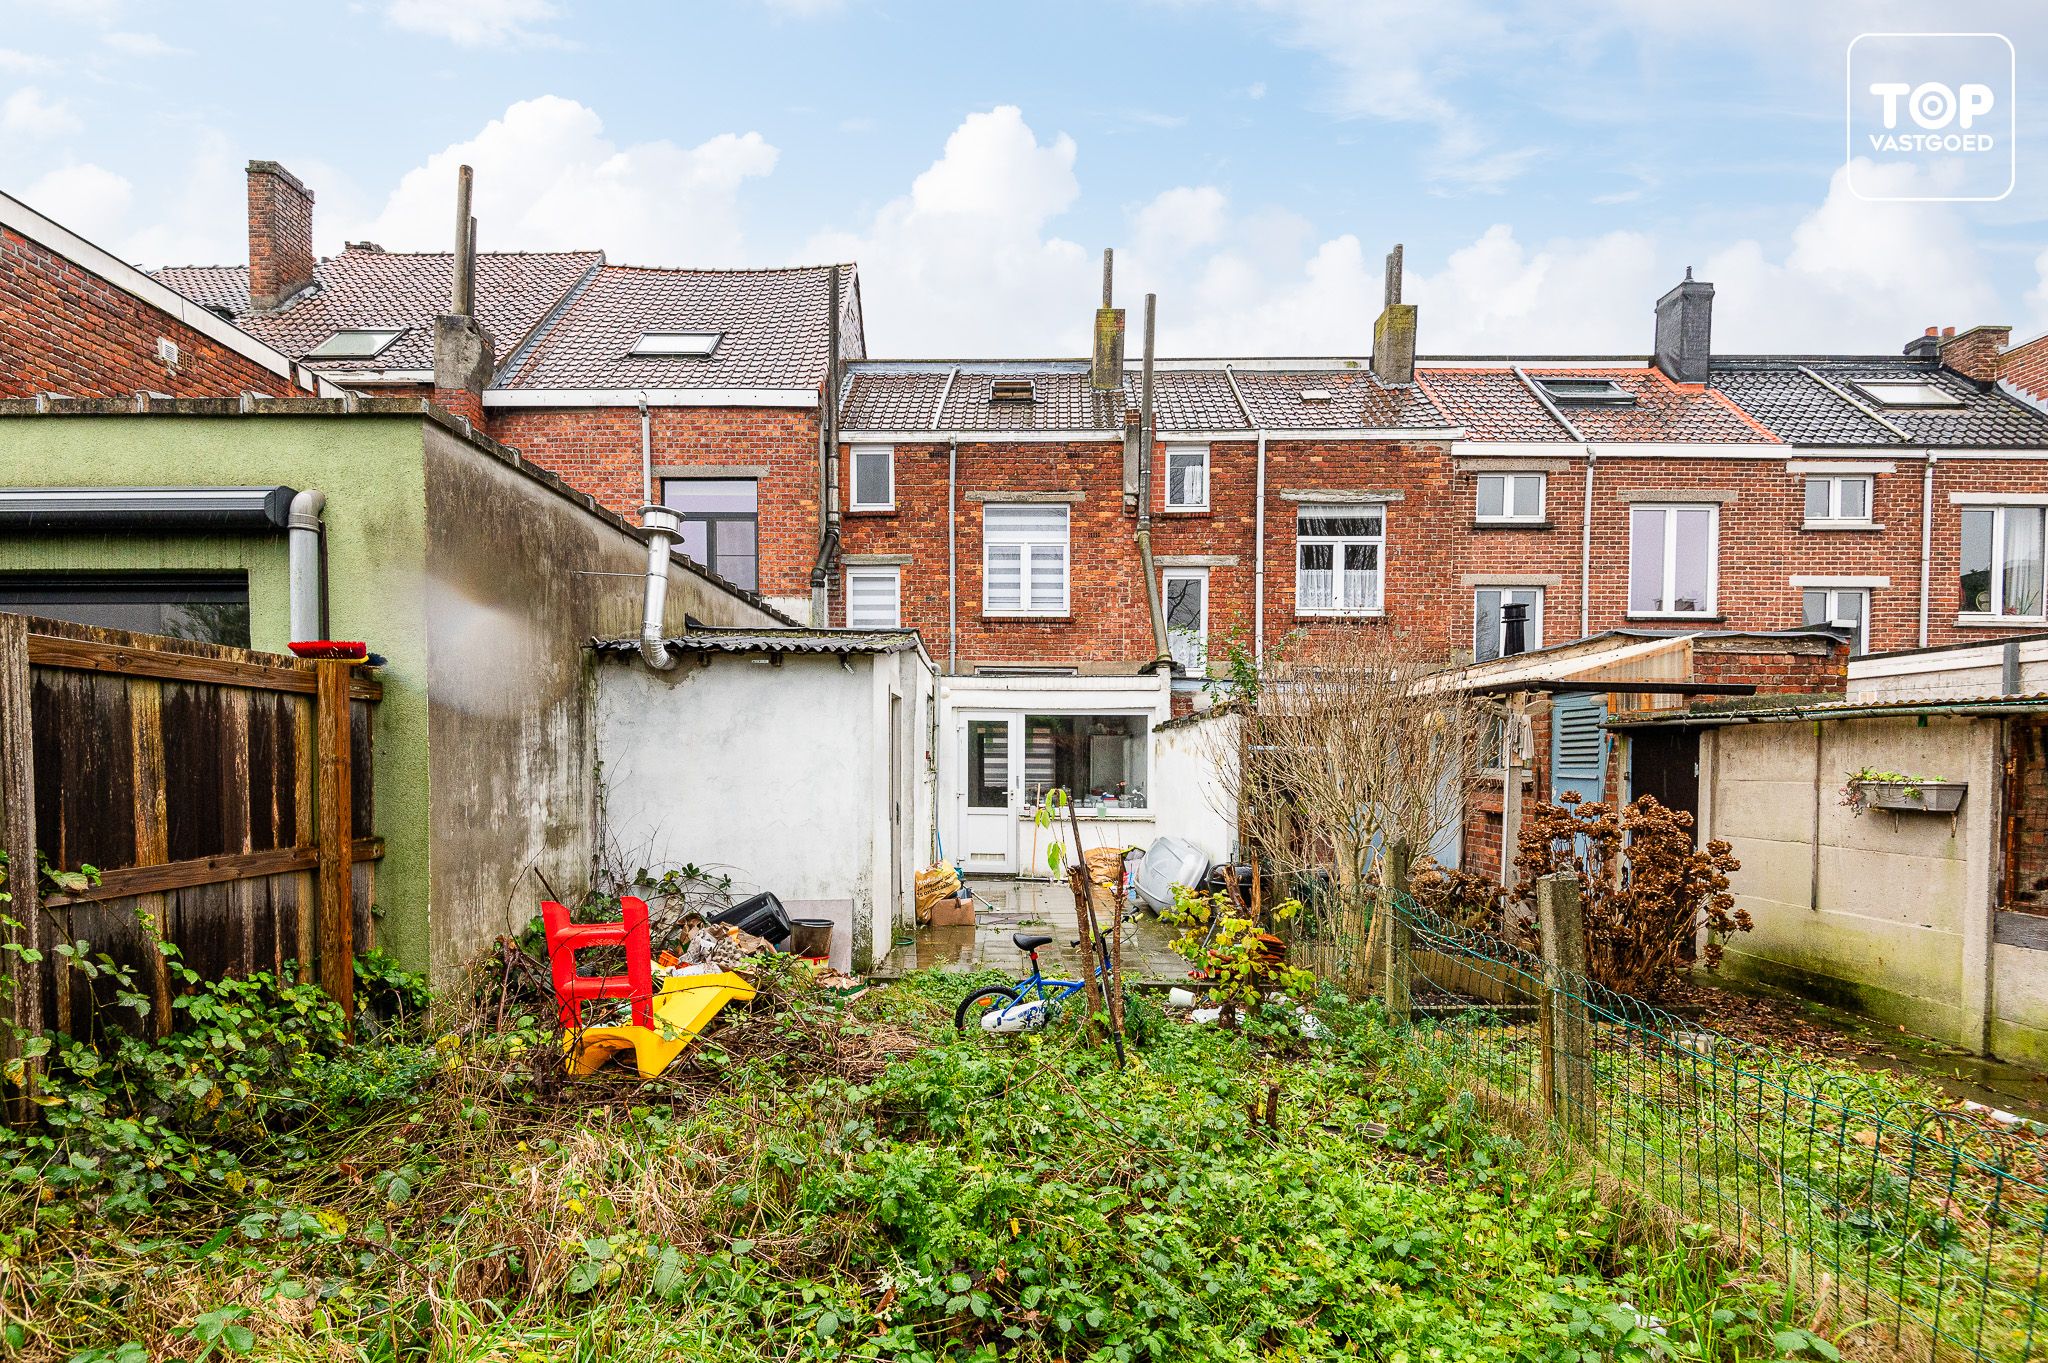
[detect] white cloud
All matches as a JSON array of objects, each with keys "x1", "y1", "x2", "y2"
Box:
[
  {"x1": 22, "y1": 163, "x2": 132, "y2": 239},
  {"x1": 1246, "y1": 81, "x2": 1267, "y2": 100},
  {"x1": 103, "y1": 30, "x2": 189, "y2": 57},
  {"x1": 0, "y1": 48, "x2": 59, "y2": 74},
  {"x1": 352, "y1": 96, "x2": 777, "y2": 264},
  {"x1": 805, "y1": 106, "x2": 1093, "y2": 354},
  {"x1": 382, "y1": 0, "x2": 562, "y2": 47},
  {"x1": 2, "y1": 86, "x2": 81, "y2": 138}
]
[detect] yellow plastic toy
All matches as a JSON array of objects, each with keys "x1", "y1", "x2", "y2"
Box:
[{"x1": 562, "y1": 971, "x2": 757, "y2": 1078}]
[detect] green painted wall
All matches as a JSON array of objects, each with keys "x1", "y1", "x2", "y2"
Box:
[{"x1": 0, "y1": 414, "x2": 438, "y2": 969}]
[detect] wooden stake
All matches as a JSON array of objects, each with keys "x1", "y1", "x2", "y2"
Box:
[
  {"x1": 314, "y1": 659, "x2": 355, "y2": 1020},
  {"x1": 0, "y1": 615, "x2": 44, "y2": 1120}
]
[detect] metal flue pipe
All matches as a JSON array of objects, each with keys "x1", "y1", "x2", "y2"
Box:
[{"x1": 639, "y1": 504, "x2": 682, "y2": 671}]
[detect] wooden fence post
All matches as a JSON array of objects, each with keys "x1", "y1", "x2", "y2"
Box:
[
  {"x1": 0, "y1": 615, "x2": 44, "y2": 1117},
  {"x1": 1379, "y1": 840, "x2": 1412, "y2": 1022},
  {"x1": 1536, "y1": 872, "x2": 1594, "y2": 1137},
  {"x1": 314, "y1": 659, "x2": 355, "y2": 1019}
]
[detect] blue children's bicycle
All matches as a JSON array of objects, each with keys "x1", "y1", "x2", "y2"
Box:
[{"x1": 953, "y1": 931, "x2": 1113, "y2": 1035}]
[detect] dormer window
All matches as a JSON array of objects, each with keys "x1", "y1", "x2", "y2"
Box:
[
  {"x1": 1538, "y1": 377, "x2": 1635, "y2": 407},
  {"x1": 990, "y1": 378, "x2": 1036, "y2": 403},
  {"x1": 305, "y1": 328, "x2": 403, "y2": 360},
  {"x1": 630, "y1": 331, "x2": 722, "y2": 357},
  {"x1": 1850, "y1": 379, "x2": 1964, "y2": 409}
]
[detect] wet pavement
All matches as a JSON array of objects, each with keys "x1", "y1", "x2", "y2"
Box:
[{"x1": 875, "y1": 877, "x2": 1189, "y2": 985}]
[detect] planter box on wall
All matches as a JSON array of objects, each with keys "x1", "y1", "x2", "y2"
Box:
[{"x1": 1853, "y1": 780, "x2": 1967, "y2": 814}]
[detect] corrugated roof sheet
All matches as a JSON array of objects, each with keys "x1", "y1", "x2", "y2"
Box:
[
  {"x1": 594, "y1": 628, "x2": 922, "y2": 656},
  {"x1": 1609, "y1": 691, "x2": 2048, "y2": 727}
]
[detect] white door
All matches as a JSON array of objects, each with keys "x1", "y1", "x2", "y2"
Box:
[{"x1": 958, "y1": 711, "x2": 1021, "y2": 874}]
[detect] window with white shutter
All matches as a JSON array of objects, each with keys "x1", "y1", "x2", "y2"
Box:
[
  {"x1": 983, "y1": 504, "x2": 1069, "y2": 615},
  {"x1": 850, "y1": 444, "x2": 894, "y2": 511},
  {"x1": 845, "y1": 566, "x2": 900, "y2": 628}
]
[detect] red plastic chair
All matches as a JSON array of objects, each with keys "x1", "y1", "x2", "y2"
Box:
[{"x1": 540, "y1": 895, "x2": 655, "y2": 1031}]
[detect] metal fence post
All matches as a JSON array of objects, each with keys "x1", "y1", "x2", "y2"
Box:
[
  {"x1": 1536, "y1": 872, "x2": 1594, "y2": 1138},
  {"x1": 1379, "y1": 840, "x2": 1412, "y2": 1023}
]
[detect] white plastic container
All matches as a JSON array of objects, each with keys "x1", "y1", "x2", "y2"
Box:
[
  {"x1": 979, "y1": 999, "x2": 1048, "y2": 1033},
  {"x1": 1134, "y1": 836, "x2": 1211, "y2": 911}
]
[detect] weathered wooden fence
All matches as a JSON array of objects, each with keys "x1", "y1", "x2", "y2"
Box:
[{"x1": 0, "y1": 614, "x2": 379, "y2": 1043}]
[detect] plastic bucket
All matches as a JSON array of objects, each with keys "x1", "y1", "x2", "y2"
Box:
[{"x1": 789, "y1": 918, "x2": 833, "y2": 960}]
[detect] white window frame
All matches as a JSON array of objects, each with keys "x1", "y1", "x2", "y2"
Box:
[
  {"x1": 844, "y1": 565, "x2": 901, "y2": 629},
  {"x1": 1800, "y1": 585, "x2": 1870, "y2": 654},
  {"x1": 1162, "y1": 567, "x2": 1209, "y2": 673},
  {"x1": 1628, "y1": 503, "x2": 1719, "y2": 618},
  {"x1": 1473, "y1": 586, "x2": 1544, "y2": 662},
  {"x1": 1295, "y1": 503, "x2": 1386, "y2": 617},
  {"x1": 1959, "y1": 504, "x2": 2048, "y2": 622},
  {"x1": 1803, "y1": 474, "x2": 1874, "y2": 528},
  {"x1": 1475, "y1": 472, "x2": 1546, "y2": 524},
  {"x1": 982, "y1": 504, "x2": 1070, "y2": 617},
  {"x1": 1163, "y1": 443, "x2": 1210, "y2": 512},
  {"x1": 849, "y1": 443, "x2": 895, "y2": 512}
]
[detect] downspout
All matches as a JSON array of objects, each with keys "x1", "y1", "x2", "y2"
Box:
[
  {"x1": 1512, "y1": 365, "x2": 1589, "y2": 636},
  {"x1": 933, "y1": 365, "x2": 959, "y2": 673},
  {"x1": 287, "y1": 489, "x2": 327, "y2": 642},
  {"x1": 638, "y1": 505, "x2": 681, "y2": 671},
  {"x1": 1579, "y1": 448, "x2": 1596, "y2": 635},
  {"x1": 947, "y1": 435, "x2": 959, "y2": 673},
  {"x1": 1919, "y1": 452, "x2": 1938, "y2": 648},
  {"x1": 812, "y1": 265, "x2": 845, "y2": 626},
  {"x1": 1135, "y1": 293, "x2": 1172, "y2": 670},
  {"x1": 1222, "y1": 362, "x2": 1265, "y2": 662},
  {"x1": 637, "y1": 391, "x2": 652, "y2": 508}
]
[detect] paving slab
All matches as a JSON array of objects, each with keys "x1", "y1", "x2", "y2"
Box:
[{"x1": 876, "y1": 877, "x2": 1188, "y2": 984}]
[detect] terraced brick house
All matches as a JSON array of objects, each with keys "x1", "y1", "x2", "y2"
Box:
[{"x1": 152, "y1": 161, "x2": 863, "y2": 621}]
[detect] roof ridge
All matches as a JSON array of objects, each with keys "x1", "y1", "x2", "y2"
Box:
[{"x1": 591, "y1": 260, "x2": 849, "y2": 277}]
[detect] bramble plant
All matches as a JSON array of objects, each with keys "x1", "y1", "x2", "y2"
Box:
[{"x1": 1161, "y1": 884, "x2": 1314, "y2": 1024}]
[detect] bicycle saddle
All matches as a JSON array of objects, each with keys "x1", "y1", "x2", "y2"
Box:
[{"x1": 1012, "y1": 933, "x2": 1054, "y2": 952}]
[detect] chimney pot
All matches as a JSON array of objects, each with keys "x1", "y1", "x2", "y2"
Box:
[
  {"x1": 1943, "y1": 326, "x2": 1957, "y2": 338},
  {"x1": 246, "y1": 160, "x2": 315, "y2": 311},
  {"x1": 1925, "y1": 326, "x2": 1939, "y2": 337}
]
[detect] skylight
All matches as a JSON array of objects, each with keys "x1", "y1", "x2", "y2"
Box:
[
  {"x1": 630, "y1": 331, "x2": 722, "y2": 357},
  {"x1": 1299, "y1": 388, "x2": 1333, "y2": 402},
  {"x1": 1851, "y1": 380, "x2": 1965, "y2": 409},
  {"x1": 305, "y1": 328, "x2": 403, "y2": 360},
  {"x1": 1537, "y1": 377, "x2": 1636, "y2": 407},
  {"x1": 989, "y1": 378, "x2": 1036, "y2": 403}
]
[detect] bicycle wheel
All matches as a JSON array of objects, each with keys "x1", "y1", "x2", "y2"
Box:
[{"x1": 955, "y1": 984, "x2": 1018, "y2": 1034}]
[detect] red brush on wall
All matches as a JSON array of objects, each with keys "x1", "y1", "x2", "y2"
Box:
[{"x1": 288, "y1": 641, "x2": 370, "y2": 660}]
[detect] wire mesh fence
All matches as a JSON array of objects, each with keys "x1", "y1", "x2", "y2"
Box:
[{"x1": 1380, "y1": 887, "x2": 2048, "y2": 1362}]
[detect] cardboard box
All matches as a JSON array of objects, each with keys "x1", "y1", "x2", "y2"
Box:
[{"x1": 929, "y1": 895, "x2": 976, "y2": 928}]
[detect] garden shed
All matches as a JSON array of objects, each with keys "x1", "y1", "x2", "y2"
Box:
[{"x1": 1609, "y1": 691, "x2": 2048, "y2": 1066}]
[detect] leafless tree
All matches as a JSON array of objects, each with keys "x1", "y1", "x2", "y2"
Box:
[{"x1": 1202, "y1": 628, "x2": 1498, "y2": 994}]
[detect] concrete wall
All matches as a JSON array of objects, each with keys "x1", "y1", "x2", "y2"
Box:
[
  {"x1": 0, "y1": 408, "x2": 787, "y2": 982},
  {"x1": 1153, "y1": 709, "x2": 1239, "y2": 864},
  {"x1": 593, "y1": 644, "x2": 934, "y2": 973},
  {"x1": 1705, "y1": 714, "x2": 2004, "y2": 1054}
]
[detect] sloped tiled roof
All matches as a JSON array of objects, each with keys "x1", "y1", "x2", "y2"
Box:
[
  {"x1": 1527, "y1": 368, "x2": 1773, "y2": 443},
  {"x1": 497, "y1": 264, "x2": 843, "y2": 391},
  {"x1": 1711, "y1": 358, "x2": 2048, "y2": 447},
  {"x1": 838, "y1": 362, "x2": 1453, "y2": 433},
  {"x1": 1416, "y1": 368, "x2": 1571, "y2": 440},
  {"x1": 155, "y1": 248, "x2": 603, "y2": 376}
]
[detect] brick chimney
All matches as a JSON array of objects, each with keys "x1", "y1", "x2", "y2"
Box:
[
  {"x1": 246, "y1": 161, "x2": 315, "y2": 311},
  {"x1": 1653, "y1": 268, "x2": 1713, "y2": 384},
  {"x1": 1938, "y1": 324, "x2": 2011, "y2": 384},
  {"x1": 1370, "y1": 243, "x2": 1417, "y2": 386}
]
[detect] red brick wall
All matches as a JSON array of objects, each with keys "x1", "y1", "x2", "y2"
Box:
[
  {"x1": 2000, "y1": 334, "x2": 2048, "y2": 408},
  {"x1": 2007, "y1": 719, "x2": 2048, "y2": 913},
  {"x1": 1, "y1": 227, "x2": 306, "y2": 399},
  {"x1": 489, "y1": 403, "x2": 823, "y2": 602}
]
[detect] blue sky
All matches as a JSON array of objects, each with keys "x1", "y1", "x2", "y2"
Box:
[{"x1": 3, "y1": 0, "x2": 2046, "y2": 357}]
